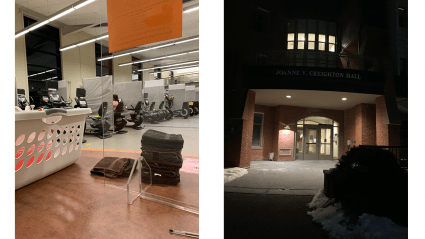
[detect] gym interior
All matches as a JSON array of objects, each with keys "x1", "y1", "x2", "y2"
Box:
[{"x1": 14, "y1": 0, "x2": 199, "y2": 238}]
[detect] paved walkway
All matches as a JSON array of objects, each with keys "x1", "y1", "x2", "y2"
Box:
[{"x1": 224, "y1": 160, "x2": 338, "y2": 195}]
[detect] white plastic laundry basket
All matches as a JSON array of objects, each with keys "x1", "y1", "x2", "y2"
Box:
[{"x1": 15, "y1": 108, "x2": 91, "y2": 190}]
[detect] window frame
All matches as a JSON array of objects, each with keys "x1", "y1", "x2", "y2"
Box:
[{"x1": 252, "y1": 112, "x2": 264, "y2": 149}]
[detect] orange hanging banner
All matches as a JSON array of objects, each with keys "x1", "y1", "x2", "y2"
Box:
[{"x1": 106, "y1": 0, "x2": 182, "y2": 53}]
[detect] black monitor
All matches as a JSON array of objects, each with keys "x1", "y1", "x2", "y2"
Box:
[
  {"x1": 76, "y1": 88, "x2": 86, "y2": 98},
  {"x1": 17, "y1": 89, "x2": 25, "y2": 95},
  {"x1": 46, "y1": 80, "x2": 58, "y2": 90}
]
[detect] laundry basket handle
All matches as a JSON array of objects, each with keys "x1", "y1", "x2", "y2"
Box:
[{"x1": 44, "y1": 109, "x2": 68, "y2": 115}]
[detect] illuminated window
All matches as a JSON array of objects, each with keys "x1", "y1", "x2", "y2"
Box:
[
  {"x1": 318, "y1": 34, "x2": 326, "y2": 51},
  {"x1": 297, "y1": 33, "x2": 305, "y2": 50},
  {"x1": 308, "y1": 33, "x2": 315, "y2": 50},
  {"x1": 287, "y1": 33, "x2": 294, "y2": 50},
  {"x1": 329, "y1": 35, "x2": 335, "y2": 52}
]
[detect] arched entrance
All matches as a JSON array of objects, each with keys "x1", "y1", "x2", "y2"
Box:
[{"x1": 295, "y1": 116, "x2": 339, "y2": 160}]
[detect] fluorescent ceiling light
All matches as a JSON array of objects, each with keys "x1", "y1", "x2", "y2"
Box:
[
  {"x1": 286, "y1": 95, "x2": 291, "y2": 98},
  {"x1": 98, "y1": 37, "x2": 199, "y2": 61},
  {"x1": 74, "y1": 0, "x2": 96, "y2": 9},
  {"x1": 60, "y1": 45, "x2": 77, "y2": 51},
  {"x1": 183, "y1": 6, "x2": 199, "y2": 13},
  {"x1": 151, "y1": 43, "x2": 175, "y2": 49},
  {"x1": 77, "y1": 39, "x2": 96, "y2": 46},
  {"x1": 97, "y1": 56, "x2": 113, "y2": 61},
  {"x1": 119, "y1": 49, "x2": 199, "y2": 66},
  {"x1": 15, "y1": 0, "x2": 96, "y2": 38},
  {"x1": 49, "y1": 8, "x2": 75, "y2": 21},
  {"x1": 114, "y1": 52, "x2": 131, "y2": 58},
  {"x1": 138, "y1": 61, "x2": 199, "y2": 72},
  {"x1": 175, "y1": 38, "x2": 199, "y2": 45},
  {"x1": 15, "y1": 30, "x2": 29, "y2": 39},
  {"x1": 28, "y1": 20, "x2": 50, "y2": 31},
  {"x1": 96, "y1": 35, "x2": 109, "y2": 40},
  {"x1": 342, "y1": 98, "x2": 347, "y2": 101},
  {"x1": 150, "y1": 65, "x2": 199, "y2": 74}
]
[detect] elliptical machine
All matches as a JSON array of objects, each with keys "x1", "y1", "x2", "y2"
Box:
[
  {"x1": 86, "y1": 102, "x2": 112, "y2": 139},
  {"x1": 125, "y1": 101, "x2": 144, "y2": 130},
  {"x1": 164, "y1": 94, "x2": 189, "y2": 119}
]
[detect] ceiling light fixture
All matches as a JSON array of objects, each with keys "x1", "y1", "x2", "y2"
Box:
[
  {"x1": 342, "y1": 98, "x2": 347, "y2": 101},
  {"x1": 149, "y1": 66, "x2": 199, "y2": 74},
  {"x1": 286, "y1": 95, "x2": 291, "y2": 98},
  {"x1": 60, "y1": 34, "x2": 108, "y2": 51},
  {"x1": 97, "y1": 37, "x2": 199, "y2": 62},
  {"x1": 183, "y1": 6, "x2": 199, "y2": 13},
  {"x1": 118, "y1": 49, "x2": 199, "y2": 66},
  {"x1": 137, "y1": 61, "x2": 199, "y2": 72},
  {"x1": 15, "y1": 0, "x2": 98, "y2": 39}
]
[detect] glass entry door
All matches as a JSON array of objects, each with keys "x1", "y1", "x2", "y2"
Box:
[
  {"x1": 319, "y1": 126, "x2": 333, "y2": 160},
  {"x1": 302, "y1": 125, "x2": 333, "y2": 160},
  {"x1": 303, "y1": 126, "x2": 318, "y2": 160}
]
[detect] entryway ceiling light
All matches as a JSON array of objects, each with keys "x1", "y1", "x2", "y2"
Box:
[
  {"x1": 15, "y1": 0, "x2": 98, "y2": 39},
  {"x1": 284, "y1": 125, "x2": 291, "y2": 130}
]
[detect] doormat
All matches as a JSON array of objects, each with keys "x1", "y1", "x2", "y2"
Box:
[{"x1": 181, "y1": 158, "x2": 199, "y2": 174}]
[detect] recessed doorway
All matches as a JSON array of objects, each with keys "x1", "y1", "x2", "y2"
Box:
[{"x1": 295, "y1": 116, "x2": 339, "y2": 160}]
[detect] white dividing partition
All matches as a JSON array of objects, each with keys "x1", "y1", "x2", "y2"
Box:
[
  {"x1": 114, "y1": 81, "x2": 143, "y2": 108},
  {"x1": 144, "y1": 79, "x2": 165, "y2": 109},
  {"x1": 168, "y1": 84, "x2": 186, "y2": 111},
  {"x1": 57, "y1": 80, "x2": 68, "y2": 100},
  {"x1": 195, "y1": 87, "x2": 199, "y2": 101},
  {"x1": 186, "y1": 85, "x2": 196, "y2": 102},
  {"x1": 83, "y1": 76, "x2": 114, "y2": 128}
]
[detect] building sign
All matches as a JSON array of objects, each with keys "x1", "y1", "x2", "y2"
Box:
[{"x1": 275, "y1": 69, "x2": 361, "y2": 79}]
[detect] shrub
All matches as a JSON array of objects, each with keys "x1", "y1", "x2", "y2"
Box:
[{"x1": 329, "y1": 146, "x2": 408, "y2": 226}]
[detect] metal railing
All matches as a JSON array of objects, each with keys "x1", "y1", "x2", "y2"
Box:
[
  {"x1": 359, "y1": 145, "x2": 408, "y2": 169},
  {"x1": 252, "y1": 51, "x2": 379, "y2": 72}
]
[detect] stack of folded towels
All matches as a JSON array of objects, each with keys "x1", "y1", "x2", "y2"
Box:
[
  {"x1": 90, "y1": 157, "x2": 137, "y2": 178},
  {"x1": 141, "y1": 129, "x2": 184, "y2": 185}
]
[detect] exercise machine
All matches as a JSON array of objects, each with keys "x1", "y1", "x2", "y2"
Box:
[
  {"x1": 164, "y1": 94, "x2": 189, "y2": 119},
  {"x1": 86, "y1": 102, "x2": 112, "y2": 139},
  {"x1": 125, "y1": 101, "x2": 144, "y2": 130},
  {"x1": 17, "y1": 89, "x2": 33, "y2": 110},
  {"x1": 113, "y1": 99, "x2": 128, "y2": 133}
]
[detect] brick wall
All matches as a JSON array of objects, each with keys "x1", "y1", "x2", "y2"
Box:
[
  {"x1": 239, "y1": 90, "x2": 256, "y2": 168},
  {"x1": 361, "y1": 104, "x2": 376, "y2": 145},
  {"x1": 278, "y1": 130, "x2": 294, "y2": 161},
  {"x1": 376, "y1": 96, "x2": 389, "y2": 146},
  {"x1": 344, "y1": 103, "x2": 377, "y2": 151},
  {"x1": 344, "y1": 104, "x2": 362, "y2": 151}
]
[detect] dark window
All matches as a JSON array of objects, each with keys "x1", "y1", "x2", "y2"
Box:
[
  {"x1": 95, "y1": 43, "x2": 112, "y2": 77},
  {"x1": 24, "y1": 16, "x2": 61, "y2": 107},
  {"x1": 252, "y1": 113, "x2": 263, "y2": 147},
  {"x1": 252, "y1": 7, "x2": 270, "y2": 33},
  {"x1": 398, "y1": 7, "x2": 407, "y2": 28}
]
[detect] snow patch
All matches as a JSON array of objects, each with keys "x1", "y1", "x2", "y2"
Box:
[
  {"x1": 308, "y1": 190, "x2": 408, "y2": 239},
  {"x1": 224, "y1": 167, "x2": 248, "y2": 184}
]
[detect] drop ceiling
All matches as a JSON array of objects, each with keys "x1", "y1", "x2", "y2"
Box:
[
  {"x1": 15, "y1": 0, "x2": 199, "y2": 64},
  {"x1": 252, "y1": 89, "x2": 381, "y2": 110}
]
